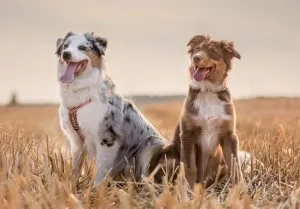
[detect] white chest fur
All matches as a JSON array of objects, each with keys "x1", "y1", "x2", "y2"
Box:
[
  {"x1": 76, "y1": 101, "x2": 108, "y2": 138},
  {"x1": 192, "y1": 92, "x2": 231, "y2": 153},
  {"x1": 59, "y1": 100, "x2": 108, "y2": 156},
  {"x1": 193, "y1": 92, "x2": 231, "y2": 122}
]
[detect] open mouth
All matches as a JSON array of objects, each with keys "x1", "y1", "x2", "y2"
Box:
[
  {"x1": 191, "y1": 65, "x2": 214, "y2": 82},
  {"x1": 59, "y1": 60, "x2": 88, "y2": 83}
]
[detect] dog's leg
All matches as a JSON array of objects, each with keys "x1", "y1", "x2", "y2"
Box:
[
  {"x1": 180, "y1": 130, "x2": 197, "y2": 189},
  {"x1": 94, "y1": 144, "x2": 119, "y2": 187},
  {"x1": 70, "y1": 140, "x2": 85, "y2": 180},
  {"x1": 196, "y1": 145, "x2": 214, "y2": 187},
  {"x1": 196, "y1": 144, "x2": 205, "y2": 183},
  {"x1": 205, "y1": 152, "x2": 229, "y2": 187},
  {"x1": 220, "y1": 133, "x2": 242, "y2": 183},
  {"x1": 59, "y1": 106, "x2": 86, "y2": 180}
]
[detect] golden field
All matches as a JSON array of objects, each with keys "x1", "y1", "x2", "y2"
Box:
[{"x1": 1, "y1": 97, "x2": 300, "y2": 208}]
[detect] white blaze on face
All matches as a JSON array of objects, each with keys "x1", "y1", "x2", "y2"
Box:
[
  {"x1": 58, "y1": 35, "x2": 91, "y2": 83},
  {"x1": 190, "y1": 51, "x2": 209, "y2": 83},
  {"x1": 192, "y1": 51, "x2": 205, "y2": 62},
  {"x1": 62, "y1": 35, "x2": 90, "y2": 62}
]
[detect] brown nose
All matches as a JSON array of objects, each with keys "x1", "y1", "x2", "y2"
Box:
[
  {"x1": 62, "y1": 51, "x2": 71, "y2": 60},
  {"x1": 193, "y1": 55, "x2": 202, "y2": 63}
]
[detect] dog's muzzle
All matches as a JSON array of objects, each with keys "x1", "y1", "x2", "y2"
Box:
[{"x1": 62, "y1": 51, "x2": 71, "y2": 61}]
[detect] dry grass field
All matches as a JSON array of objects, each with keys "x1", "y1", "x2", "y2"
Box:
[{"x1": 1, "y1": 97, "x2": 300, "y2": 208}]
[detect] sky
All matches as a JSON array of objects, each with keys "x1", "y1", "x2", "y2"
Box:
[{"x1": 0, "y1": 0, "x2": 299, "y2": 103}]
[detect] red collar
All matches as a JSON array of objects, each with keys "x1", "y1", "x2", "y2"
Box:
[{"x1": 68, "y1": 99, "x2": 92, "y2": 141}]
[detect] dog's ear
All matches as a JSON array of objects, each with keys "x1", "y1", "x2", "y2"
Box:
[
  {"x1": 85, "y1": 32, "x2": 107, "y2": 56},
  {"x1": 55, "y1": 38, "x2": 63, "y2": 56},
  {"x1": 56, "y1": 38, "x2": 63, "y2": 48},
  {"x1": 94, "y1": 36, "x2": 107, "y2": 56},
  {"x1": 221, "y1": 41, "x2": 241, "y2": 60},
  {"x1": 55, "y1": 32, "x2": 74, "y2": 56},
  {"x1": 187, "y1": 35, "x2": 210, "y2": 54}
]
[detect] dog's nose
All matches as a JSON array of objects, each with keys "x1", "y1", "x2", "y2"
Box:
[
  {"x1": 193, "y1": 55, "x2": 202, "y2": 63},
  {"x1": 62, "y1": 51, "x2": 71, "y2": 60}
]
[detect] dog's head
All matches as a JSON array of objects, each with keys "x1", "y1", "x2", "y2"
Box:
[
  {"x1": 55, "y1": 32, "x2": 107, "y2": 84},
  {"x1": 187, "y1": 35, "x2": 241, "y2": 89}
]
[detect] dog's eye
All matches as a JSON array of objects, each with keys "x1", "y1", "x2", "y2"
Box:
[
  {"x1": 63, "y1": 43, "x2": 69, "y2": 49},
  {"x1": 78, "y1": 45, "x2": 87, "y2": 51}
]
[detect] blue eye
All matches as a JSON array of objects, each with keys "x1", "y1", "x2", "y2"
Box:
[{"x1": 78, "y1": 45, "x2": 87, "y2": 50}]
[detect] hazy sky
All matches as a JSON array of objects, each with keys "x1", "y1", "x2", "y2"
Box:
[{"x1": 0, "y1": 0, "x2": 299, "y2": 103}]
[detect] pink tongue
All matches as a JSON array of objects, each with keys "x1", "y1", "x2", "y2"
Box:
[
  {"x1": 193, "y1": 68, "x2": 208, "y2": 82},
  {"x1": 60, "y1": 63, "x2": 79, "y2": 83}
]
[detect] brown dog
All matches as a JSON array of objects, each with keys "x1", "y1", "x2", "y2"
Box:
[{"x1": 172, "y1": 35, "x2": 242, "y2": 188}]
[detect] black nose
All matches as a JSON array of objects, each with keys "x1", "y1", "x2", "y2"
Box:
[{"x1": 62, "y1": 51, "x2": 71, "y2": 60}]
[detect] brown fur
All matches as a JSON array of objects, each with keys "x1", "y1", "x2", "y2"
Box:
[
  {"x1": 86, "y1": 51, "x2": 102, "y2": 69},
  {"x1": 148, "y1": 143, "x2": 180, "y2": 183},
  {"x1": 187, "y1": 35, "x2": 240, "y2": 71},
  {"x1": 188, "y1": 35, "x2": 240, "y2": 86},
  {"x1": 171, "y1": 35, "x2": 242, "y2": 188}
]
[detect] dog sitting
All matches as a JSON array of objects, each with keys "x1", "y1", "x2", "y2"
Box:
[
  {"x1": 172, "y1": 35, "x2": 243, "y2": 188},
  {"x1": 55, "y1": 32, "x2": 176, "y2": 187}
]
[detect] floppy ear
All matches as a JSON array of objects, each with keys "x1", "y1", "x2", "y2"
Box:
[
  {"x1": 221, "y1": 41, "x2": 241, "y2": 59},
  {"x1": 55, "y1": 32, "x2": 74, "y2": 56},
  {"x1": 187, "y1": 35, "x2": 210, "y2": 54},
  {"x1": 85, "y1": 32, "x2": 107, "y2": 56},
  {"x1": 94, "y1": 36, "x2": 107, "y2": 56},
  {"x1": 55, "y1": 38, "x2": 63, "y2": 55}
]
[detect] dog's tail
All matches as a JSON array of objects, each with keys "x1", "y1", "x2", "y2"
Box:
[
  {"x1": 110, "y1": 136, "x2": 180, "y2": 182},
  {"x1": 148, "y1": 142, "x2": 180, "y2": 183},
  {"x1": 109, "y1": 139, "x2": 145, "y2": 179},
  {"x1": 109, "y1": 135, "x2": 163, "y2": 180}
]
